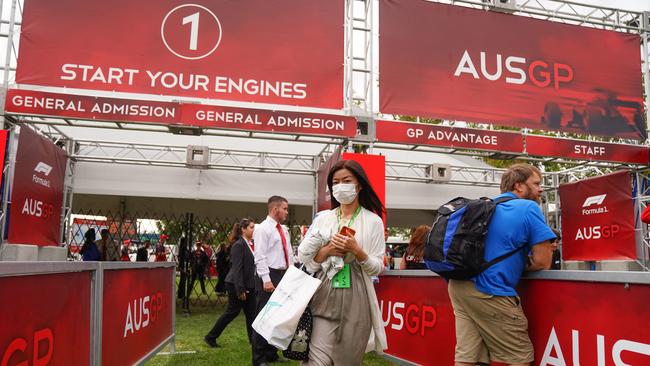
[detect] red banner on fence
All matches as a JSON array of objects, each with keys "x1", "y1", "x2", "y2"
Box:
[
  {"x1": 525, "y1": 135, "x2": 649, "y2": 164},
  {"x1": 0, "y1": 272, "x2": 91, "y2": 366},
  {"x1": 17, "y1": 0, "x2": 344, "y2": 109},
  {"x1": 559, "y1": 170, "x2": 636, "y2": 261},
  {"x1": 375, "y1": 275, "x2": 650, "y2": 366},
  {"x1": 5, "y1": 89, "x2": 180, "y2": 125},
  {"x1": 102, "y1": 267, "x2": 174, "y2": 365},
  {"x1": 376, "y1": 120, "x2": 524, "y2": 153},
  {"x1": 181, "y1": 104, "x2": 357, "y2": 137},
  {"x1": 379, "y1": 0, "x2": 645, "y2": 140},
  {"x1": 8, "y1": 127, "x2": 67, "y2": 246}
]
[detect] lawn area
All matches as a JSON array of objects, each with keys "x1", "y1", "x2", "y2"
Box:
[{"x1": 145, "y1": 298, "x2": 396, "y2": 366}]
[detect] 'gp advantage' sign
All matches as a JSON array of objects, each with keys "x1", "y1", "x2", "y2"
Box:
[{"x1": 17, "y1": 0, "x2": 344, "y2": 109}]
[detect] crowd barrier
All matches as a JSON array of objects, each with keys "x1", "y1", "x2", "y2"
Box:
[
  {"x1": 377, "y1": 270, "x2": 650, "y2": 366},
  {"x1": 0, "y1": 262, "x2": 175, "y2": 366}
]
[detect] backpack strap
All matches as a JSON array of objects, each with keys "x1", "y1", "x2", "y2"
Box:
[
  {"x1": 480, "y1": 196, "x2": 522, "y2": 271},
  {"x1": 493, "y1": 196, "x2": 517, "y2": 205}
]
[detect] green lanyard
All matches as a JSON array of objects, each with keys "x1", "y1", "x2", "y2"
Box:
[{"x1": 336, "y1": 206, "x2": 361, "y2": 233}]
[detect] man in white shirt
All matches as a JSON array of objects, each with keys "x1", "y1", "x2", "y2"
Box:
[{"x1": 252, "y1": 195, "x2": 293, "y2": 366}]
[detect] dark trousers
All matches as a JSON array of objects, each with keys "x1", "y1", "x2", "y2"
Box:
[
  {"x1": 206, "y1": 283, "x2": 257, "y2": 343},
  {"x1": 189, "y1": 267, "x2": 207, "y2": 294},
  {"x1": 252, "y1": 268, "x2": 286, "y2": 366}
]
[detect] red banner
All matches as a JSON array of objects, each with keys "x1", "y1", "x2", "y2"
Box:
[
  {"x1": 559, "y1": 170, "x2": 636, "y2": 261},
  {"x1": 0, "y1": 272, "x2": 91, "y2": 365},
  {"x1": 342, "y1": 153, "x2": 386, "y2": 224},
  {"x1": 317, "y1": 146, "x2": 343, "y2": 212},
  {"x1": 379, "y1": 0, "x2": 645, "y2": 140},
  {"x1": 5, "y1": 89, "x2": 180, "y2": 125},
  {"x1": 376, "y1": 120, "x2": 523, "y2": 153},
  {"x1": 8, "y1": 127, "x2": 67, "y2": 246},
  {"x1": 375, "y1": 275, "x2": 650, "y2": 366},
  {"x1": 102, "y1": 267, "x2": 174, "y2": 365},
  {"x1": 17, "y1": 0, "x2": 344, "y2": 109},
  {"x1": 0, "y1": 130, "x2": 7, "y2": 183},
  {"x1": 526, "y1": 135, "x2": 649, "y2": 164},
  {"x1": 181, "y1": 104, "x2": 357, "y2": 137}
]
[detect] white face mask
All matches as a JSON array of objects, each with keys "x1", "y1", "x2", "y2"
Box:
[{"x1": 332, "y1": 183, "x2": 358, "y2": 204}]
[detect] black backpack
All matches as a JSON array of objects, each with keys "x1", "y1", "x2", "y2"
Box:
[{"x1": 424, "y1": 196, "x2": 523, "y2": 280}]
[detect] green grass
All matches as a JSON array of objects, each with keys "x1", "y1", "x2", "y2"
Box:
[{"x1": 145, "y1": 298, "x2": 396, "y2": 366}]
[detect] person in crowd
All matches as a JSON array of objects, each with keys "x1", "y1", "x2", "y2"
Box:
[
  {"x1": 204, "y1": 218, "x2": 257, "y2": 348},
  {"x1": 136, "y1": 240, "x2": 150, "y2": 262},
  {"x1": 215, "y1": 241, "x2": 232, "y2": 294},
  {"x1": 550, "y1": 229, "x2": 561, "y2": 270},
  {"x1": 154, "y1": 235, "x2": 169, "y2": 262},
  {"x1": 98, "y1": 229, "x2": 119, "y2": 261},
  {"x1": 399, "y1": 225, "x2": 431, "y2": 270},
  {"x1": 298, "y1": 160, "x2": 388, "y2": 365},
  {"x1": 190, "y1": 240, "x2": 210, "y2": 295},
  {"x1": 80, "y1": 228, "x2": 101, "y2": 261},
  {"x1": 448, "y1": 163, "x2": 556, "y2": 366},
  {"x1": 252, "y1": 195, "x2": 292, "y2": 366},
  {"x1": 119, "y1": 244, "x2": 131, "y2": 262}
]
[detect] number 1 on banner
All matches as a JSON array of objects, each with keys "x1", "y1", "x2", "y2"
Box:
[{"x1": 182, "y1": 12, "x2": 199, "y2": 51}]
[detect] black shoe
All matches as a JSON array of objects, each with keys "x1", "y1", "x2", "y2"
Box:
[{"x1": 203, "y1": 336, "x2": 218, "y2": 348}]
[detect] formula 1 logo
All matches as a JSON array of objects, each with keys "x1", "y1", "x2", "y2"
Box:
[
  {"x1": 581, "y1": 194, "x2": 608, "y2": 216},
  {"x1": 34, "y1": 162, "x2": 52, "y2": 176},
  {"x1": 582, "y1": 194, "x2": 606, "y2": 207}
]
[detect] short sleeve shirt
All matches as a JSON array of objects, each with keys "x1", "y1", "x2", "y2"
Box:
[{"x1": 474, "y1": 192, "x2": 556, "y2": 296}]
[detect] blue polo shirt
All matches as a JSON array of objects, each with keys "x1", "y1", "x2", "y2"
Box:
[{"x1": 474, "y1": 192, "x2": 556, "y2": 296}]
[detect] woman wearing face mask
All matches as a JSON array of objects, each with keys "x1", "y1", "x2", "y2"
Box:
[{"x1": 298, "y1": 160, "x2": 387, "y2": 365}]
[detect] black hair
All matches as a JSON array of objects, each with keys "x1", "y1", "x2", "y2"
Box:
[
  {"x1": 327, "y1": 159, "x2": 385, "y2": 217},
  {"x1": 229, "y1": 217, "x2": 255, "y2": 243}
]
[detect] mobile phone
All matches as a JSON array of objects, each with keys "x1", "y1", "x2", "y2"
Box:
[{"x1": 339, "y1": 226, "x2": 356, "y2": 237}]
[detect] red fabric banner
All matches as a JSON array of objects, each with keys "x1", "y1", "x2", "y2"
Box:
[
  {"x1": 17, "y1": 0, "x2": 344, "y2": 109},
  {"x1": 559, "y1": 170, "x2": 636, "y2": 261},
  {"x1": 376, "y1": 120, "x2": 523, "y2": 153},
  {"x1": 0, "y1": 130, "x2": 8, "y2": 182},
  {"x1": 380, "y1": 0, "x2": 645, "y2": 140},
  {"x1": 0, "y1": 272, "x2": 91, "y2": 366},
  {"x1": 102, "y1": 267, "x2": 174, "y2": 365},
  {"x1": 8, "y1": 127, "x2": 67, "y2": 246},
  {"x1": 342, "y1": 153, "x2": 386, "y2": 225},
  {"x1": 5, "y1": 89, "x2": 180, "y2": 125},
  {"x1": 181, "y1": 104, "x2": 357, "y2": 137},
  {"x1": 526, "y1": 135, "x2": 649, "y2": 164},
  {"x1": 375, "y1": 275, "x2": 650, "y2": 366},
  {"x1": 317, "y1": 146, "x2": 343, "y2": 212}
]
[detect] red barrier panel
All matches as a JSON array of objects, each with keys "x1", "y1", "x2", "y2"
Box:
[
  {"x1": 0, "y1": 271, "x2": 91, "y2": 365},
  {"x1": 526, "y1": 135, "x2": 649, "y2": 165},
  {"x1": 559, "y1": 171, "x2": 636, "y2": 261},
  {"x1": 17, "y1": 0, "x2": 344, "y2": 109},
  {"x1": 379, "y1": 0, "x2": 645, "y2": 140},
  {"x1": 376, "y1": 120, "x2": 524, "y2": 153},
  {"x1": 375, "y1": 273, "x2": 650, "y2": 366},
  {"x1": 102, "y1": 267, "x2": 174, "y2": 365},
  {"x1": 8, "y1": 127, "x2": 67, "y2": 246}
]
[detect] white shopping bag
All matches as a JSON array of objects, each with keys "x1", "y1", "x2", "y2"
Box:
[{"x1": 252, "y1": 266, "x2": 322, "y2": 350}]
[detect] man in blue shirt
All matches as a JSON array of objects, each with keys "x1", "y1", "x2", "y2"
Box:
[{"x1": 448, "y1": 163, "x2": 556, "y2": 366}]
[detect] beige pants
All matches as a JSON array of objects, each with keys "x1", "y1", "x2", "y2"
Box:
[{"x1": 447, "y1": 279, "x2": 534, "y2": 365}]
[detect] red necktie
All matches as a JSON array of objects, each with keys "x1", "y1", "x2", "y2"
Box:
[
  {"x1": 249, "y1": 239, "x2": 255, "y2": 252},
  {"x1": 276, "y1": 223, "x2": 289, "y2": 268}
]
